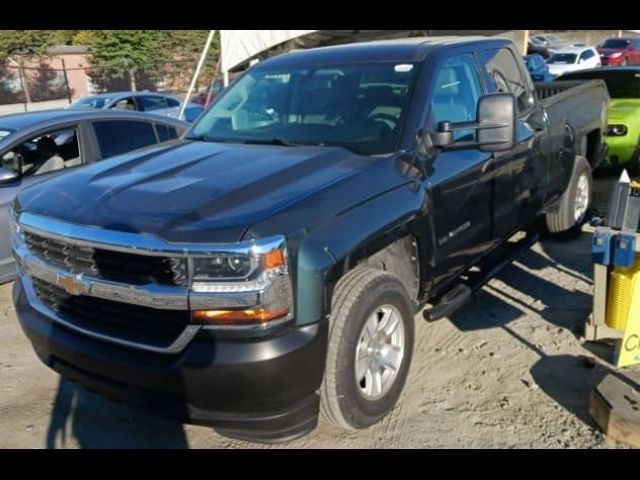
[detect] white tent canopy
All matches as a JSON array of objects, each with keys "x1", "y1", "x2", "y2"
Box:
[{"x1": 220, "y1": 30, "x2": 316, "y2": 73}]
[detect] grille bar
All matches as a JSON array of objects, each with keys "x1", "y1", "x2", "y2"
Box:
[{"x1": 24, "y1": 230, "x2": 188, "y2": 287}]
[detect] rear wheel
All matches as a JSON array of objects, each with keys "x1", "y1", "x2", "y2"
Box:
[
  {"x1": 320, "y1": 268, "x2": 415, "y2": 430},
  {"x1": 545, "y1": 155, "x2": 592, "y2": 235}
]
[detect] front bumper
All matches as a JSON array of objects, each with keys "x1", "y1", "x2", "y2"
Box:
[
  {"x1": 13, "y1": 276, "x2": 328, "y2": 443},
  {"x1": 603, "y1": 136, "x2": 638, "y2": 167}
]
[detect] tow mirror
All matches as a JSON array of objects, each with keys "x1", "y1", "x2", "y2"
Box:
[
  {"x1": 0, "y1": 167, "x2": 18, "y2": 184},
  {"x1": 430, "y1": 93, "x2": 517, "y2": 153}
]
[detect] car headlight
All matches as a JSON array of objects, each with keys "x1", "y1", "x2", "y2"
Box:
[
  {"x1": 607, "y1": 124, "x2": 628, "y2": 137},
  {"x1": 8, "y1": 204, "x2": 23, "y2": 244},
  {"x1": 189, "y1": 236, "x2": 293, "y2": 328},
  {"x1": 611, "y1": 52, "x2": 623, "y2": 58}
]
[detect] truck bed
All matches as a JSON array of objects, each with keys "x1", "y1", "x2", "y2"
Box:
[{"x1": 535, "y1": 79, "x2": 609, "y2": 167}]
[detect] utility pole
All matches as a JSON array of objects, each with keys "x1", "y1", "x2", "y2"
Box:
[{"x1": 61, "y1": 58, "x2": 72, "y2": 105}]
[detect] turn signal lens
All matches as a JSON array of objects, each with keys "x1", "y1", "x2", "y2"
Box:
[
  {"x1": 263, "y1": 249, "x2": 285, "y2": 269},
  {"x1": 193, "y1": 307, "x2": 289, "y2": 325}
]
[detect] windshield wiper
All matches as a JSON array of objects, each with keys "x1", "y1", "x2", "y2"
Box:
[{"x1": 241, "y1": 137, "x2": 305, "y2": 147}]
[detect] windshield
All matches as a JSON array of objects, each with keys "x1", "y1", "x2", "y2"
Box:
[
  {"x1": 560, "y1": 70, "x2": 640, "y2": 98},
  {"x1": 547, "y1": 53, "x2": 577, "y2": 64},
  {"x1": 600, "y1": 39, "x2": 631, "y2": 49},
  {"x1": 68, "y1": 96, "x2": 111, "y2": 109},
  {"x1": 187, "y1": 62, "x2": 419, "y2": 155}
]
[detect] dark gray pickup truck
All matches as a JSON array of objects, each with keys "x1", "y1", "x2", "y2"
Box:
[{"x1": 11, "y1": 36, "x2": 608, "y2": 442}]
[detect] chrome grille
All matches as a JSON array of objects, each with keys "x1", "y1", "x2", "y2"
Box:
[
  {"x1": 24, "y1": 230, "x2": 188, "y2": 287},
  {"x1": 31, "y1": 277, "x2": 190, "y2": 348}
]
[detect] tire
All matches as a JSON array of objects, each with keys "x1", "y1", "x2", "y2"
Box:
[
  {"x1": 545, "y1": 155, "x2": 593, "y2": 234},
  {"x1": 320, "y1": 267, "x2": 415, "y2": 430}
]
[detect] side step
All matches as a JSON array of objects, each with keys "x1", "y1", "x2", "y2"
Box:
[
  {"x1": 423, "y1": 284, "x2": 471, "y2": 322},
  {"x1": 423, "y1": 230, "x2": 539, "y2": 322}
]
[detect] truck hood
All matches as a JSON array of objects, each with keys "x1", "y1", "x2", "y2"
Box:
[
  {"x1": 609, "y1": 98, "x2": 640, "y2": 123},
  {"x1": 16, "y1": 140, "x2": 406, "y2": 243}
]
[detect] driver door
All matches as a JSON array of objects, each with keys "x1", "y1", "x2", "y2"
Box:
[{"x1": 426, "y1": 52, "x2": 495, "y2": 289}]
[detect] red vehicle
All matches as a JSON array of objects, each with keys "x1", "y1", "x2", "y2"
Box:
[{"x1": 597, "y1": 37, "x2": 640, "y2": 66}]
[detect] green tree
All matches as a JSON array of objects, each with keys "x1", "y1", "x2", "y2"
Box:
[
  {"x1": 0, "y1": 30, "x2": 55, "y2": 59},
  {"x1": 0, "y1": 30, "x2": 56, "y2": 103},
  {"x1": 89, "y1": 30, "x2": 166, "y2": 91}
]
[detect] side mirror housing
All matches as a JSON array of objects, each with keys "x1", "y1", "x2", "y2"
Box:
[
  {"x1": 0, "y1": 167, "x2": 19, "y2": 184},
  {"x1": 430, "y1": 93, "x2": 517, "y2": 153}
]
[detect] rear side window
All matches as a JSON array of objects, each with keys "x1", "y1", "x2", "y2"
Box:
[
  {"x1": 155, "y1": 123, "x2": 179, "y2": 142},
  {"x1": 482, "y1": 47, "x2": 534, "y2": 114},
  {"x1": 93, "y1": 120, "x2": 158, "y2": 158},
  {"x1": 580, "y1": 50, "x2": 594, "y2": 61},
  {"x1": 166, "y1": 97, "x2": 180, "y2": 108},
  {"x1": 140, "y1": 96, "x2": 169, "y2": 111}
]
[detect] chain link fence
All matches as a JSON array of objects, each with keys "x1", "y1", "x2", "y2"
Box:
[{"x1": 0, "y1": 58, "x2": 220, "y2": 114}]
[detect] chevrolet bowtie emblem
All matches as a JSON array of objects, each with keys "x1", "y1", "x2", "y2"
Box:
[{"x1": 56, "y1": 274, "x2": 86, "y2": 296}]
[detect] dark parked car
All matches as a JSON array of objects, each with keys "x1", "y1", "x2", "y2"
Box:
[
  {"x1": 597, "y1": 38, "x2": 640, "y2": 66},
  {"x1": 524, "y1": 54, "x2": 554, "y2": 82},
  {"x1": 11, "y1": 37, "x2": 608, "y2": 442},
  {"x1": 530, "y1": 34, "x2": 570, "y2": 55},
  {"x1": 68, "y1": 91, "x2": 204, "y2": 122},
  {"x1": 0, "y1": 110, "x2": 188, "y2": 283},
  {"x1": 527, "y1": 36, "x2": 551, "y2": 58}
]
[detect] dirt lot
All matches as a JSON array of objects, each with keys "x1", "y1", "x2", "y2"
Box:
[{"x1": 0, "y1": 175, "x2": 637, "y2": 449}]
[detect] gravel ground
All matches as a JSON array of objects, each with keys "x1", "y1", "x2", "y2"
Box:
[{"x1": 0, "y1": 175, "x2": 637, "y2": 449}]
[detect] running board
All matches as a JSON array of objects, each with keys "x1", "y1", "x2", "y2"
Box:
[{"x1": 423, "y1": 231, "x2": 539, "y2": 322}]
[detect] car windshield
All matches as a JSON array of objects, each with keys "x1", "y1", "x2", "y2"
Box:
[
  {"x1": 561, "y1": 70, "x2": 640, "y2": 98},
  {"x1": 600, "y1": 39, "x2": 631, "y2": 49},
  {"x1": 68, "y1": 96, "x2": 111, "y2": 109},
  {"x1": 548, "y1": 53, "x2": 577, "y2": 64},
  {"x1": 187, "y1": 61, "x2": 420, "y2": 155}
]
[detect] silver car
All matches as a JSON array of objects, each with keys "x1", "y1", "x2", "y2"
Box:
[
  {"x1": 0, "y1": 109, "x2": 188, "y2": 283},
  {"x1": 67, "y1": 91, "x2": 205, "y2": 122}
]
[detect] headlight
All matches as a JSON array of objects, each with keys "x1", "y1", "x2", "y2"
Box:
[
  {"x1": 607, "y1": 124, "x2": 628, "y2": 137},
  {"x1": 611, "y1": 52, "x2": 623, "y2": 58},
  {"x1": 192, "y1": 253, "x2": 257, "y2": 280},
  {"x1": 189, "y1": 236, "x2": 293, "y2": 328}
]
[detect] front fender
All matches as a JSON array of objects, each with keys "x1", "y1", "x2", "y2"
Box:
[{"x1": 293, "y1": 182, "x2": 425, "y2": 325}]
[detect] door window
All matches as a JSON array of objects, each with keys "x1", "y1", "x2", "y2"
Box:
[
  {"x1": 430, "y1": 54, "x2": 483, "y2": 141},
  {"x1": 0, "y1": 127, "x2": 81, "y2": 178},
  {"x1": 140, "y1": 95, "x2": 170, "y2": 111},
  {"x1": 483, "y1": 48, "x2": 535, "y2": 114},
  {"x1": 93, "y1": 120, "x2": 158, "y2": 158},
  {"x1": 111, "y1": 97, "x2": 137, "y2": 111}
]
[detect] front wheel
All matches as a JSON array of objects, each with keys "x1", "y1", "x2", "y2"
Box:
[
  {"x1": 545, "y1": 155, "x2": 592, "y2": 235},
  {"x1": 320, "y1": 268, "x2": 415, "y2": 430}
]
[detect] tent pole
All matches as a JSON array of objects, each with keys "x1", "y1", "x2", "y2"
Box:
[{"x1": 180, "y1": 29, "x2": 216, "y2": 121}]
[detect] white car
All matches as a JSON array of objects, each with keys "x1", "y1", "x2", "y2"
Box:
[{"x1": 546, "y1": 46, "x2": 601, "y2": 78}]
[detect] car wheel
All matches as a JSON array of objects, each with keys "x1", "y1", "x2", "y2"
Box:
[
  {"x1": 320, "y1": 268, "x2": 415, "y2": 430},
  {"x1": 545, "y1": 155, "x2": 592, "y2": 235}
]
